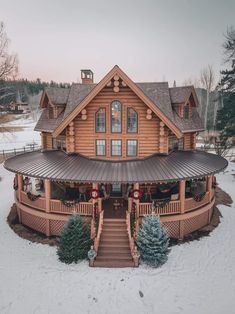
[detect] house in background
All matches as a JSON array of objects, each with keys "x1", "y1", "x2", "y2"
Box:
[{"x1": 4, "y1": 66, "x2": 227, "y2": 267}]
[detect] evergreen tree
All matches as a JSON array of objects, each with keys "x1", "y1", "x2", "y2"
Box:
[
  {"x1": 57, "y1": 214, "x2": 92, "y2": 264},
  {"x1": 216, "y1": 26, "x2": 235, "y2": 138},
  {"x1": 136, "y1": 214, "x2": 171, "y2": 267}
]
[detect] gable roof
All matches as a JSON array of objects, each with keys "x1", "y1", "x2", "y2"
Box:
[{"x1": 35, "y1": 66, "x2": 203, "y2": 136}]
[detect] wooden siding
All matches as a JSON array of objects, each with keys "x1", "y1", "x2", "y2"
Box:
[
  {"x1": 41, "y1": 132, "x2": 53, "y2": 149},
  {"x1": 67, "y1": 85, "x2": 171, "y2": 159},
  {"x1": 184, "y1": 132, "x2": 196, "y2": 150}
]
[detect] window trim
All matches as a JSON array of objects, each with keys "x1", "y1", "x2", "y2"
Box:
[
  {"x1": 127, "y1": 107, "x2": 138, "y2": 133},
  {"x1": 183, "y1": 104, "x2": 190, "y2": 119},
  {"x1": 111, "y1": 100, "x2": 122, "y2": 133},
  {"x1": 96, "y1": 139, "x2": 106, "y2": 156},
  {"x1": 95, "y1": 108, "x2": 106, "y2": 133},
  {"x1": 126, "y1": 139, "x2": 138, "y2": 157},
  {"x1": 111, "y1": 139, "x2": 122, "y2": 156}
]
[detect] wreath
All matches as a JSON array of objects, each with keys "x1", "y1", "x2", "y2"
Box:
[
  {"x1": 193, "y1": 192, "x2": 206, "y2": 202},
  {"x1": 152, "y1": 198, "x2": 171, "y2": 210},
  {"x1": 27, "y1": 192, "x2": 41, "y2": 201},
  {"x1": 90, "y1": 189, "x2": 100, "y2": 199},
  {"x1": 131, "y1": 189, "x2": 142, "y2": 200},
  {"x1": 13, "y1": 177, "x2": 18, "y2": 191}
]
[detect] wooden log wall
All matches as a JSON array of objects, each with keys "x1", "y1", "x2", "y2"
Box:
[
  {"x1": 184, "y1": 132, "x2": 196, "y2": 150},
  {"x1": 69, "y1": 85, "x2": 171, "y2": 159},
  {"x1": 41, "y1": 132, "x2": 53, "y2": 149}
]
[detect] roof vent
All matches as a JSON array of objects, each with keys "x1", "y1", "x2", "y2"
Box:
[{"x1": 81, "y1": 69, "x2": 94, "y2": 84}]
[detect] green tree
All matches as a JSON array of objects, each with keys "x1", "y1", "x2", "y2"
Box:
[
  {"x1": 216, "y1": 26, "x2": 235, "y2": 138},
  {"x1": 57, "y1": 214, "x2": 92, "y2": 264},
  {"x1": 136, "y1": 214, "x2": 171, "y2": 267}
]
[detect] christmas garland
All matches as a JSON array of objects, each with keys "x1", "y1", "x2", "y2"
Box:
[
  {"x1": 61, "y1": 198, "x2": 80, "y2": 207},
  {"x1": 152, "y1": 198, "x2": 171, "y2": 210},
  {"x1": 193, "y1": 192, "x2": 206, "y2": 202},
  {"x1": 26, "y1": 192, "x2": 41, "y2": 201}
]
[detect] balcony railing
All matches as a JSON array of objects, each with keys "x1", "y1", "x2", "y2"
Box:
[
  {"x1": 184, "y1": 191, "x2": 210, "y2": 212},
  {"x1": 139, "y1": 200, "x2": 181, "y2": 216},
  {"x1": 21, "y1": 191, "x2": 46, "y2": 211}
]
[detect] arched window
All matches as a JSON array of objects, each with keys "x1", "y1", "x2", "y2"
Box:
[
  {"x1": 96, "y1": 108, "x2": 106, "y2": 132},
  {"x1": 127, "y1": 108, "x2": 137, "y2": 132},
  {"x1": 111, "y1": 101, "x2": 122, "y2": 132}
]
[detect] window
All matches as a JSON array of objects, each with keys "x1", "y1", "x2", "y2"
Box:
[
  {"x1": 127, "y1": 140, "x2": 137, "y2": 156},
  {"x1": 127, "y1": 108, "x2": 137, "y2": 132},
  {"x1": 169, "y1": 137, "x2": 184, "y2": 151},
  {"x1": 111, "y1": 101, "x2": 122, "y2": 132},
  {"x1": 53, "y1": 138, "x2": 66, "y2": 150},
  {"x1": 111, "y1": 140, "x2": 122, "y2": 156},
  {"x1": 96, "y1": 140, "x2": 106, "y2": 156},
  {"x1": 96, "y1": 108, "x2": 106, "y2": 132},
  {"x1": 184, "y1": 105, "x2": 190, "y2": 119}
]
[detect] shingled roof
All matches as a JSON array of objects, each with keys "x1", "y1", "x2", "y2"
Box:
[{"x1": 35, "y1": 81, "x2": 203, "y2": 134}]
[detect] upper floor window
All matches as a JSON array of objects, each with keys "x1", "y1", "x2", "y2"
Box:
[
  {"x1": 96, "y1": 139, "x2": 106, "y2": 156},
  {"x1": 96, "y1": 108, "x2": 106, "y2": 132},
  {"x1": 111, "y1": 140, "x2": 122, "y2": 156},
  {"x1": 111, "y1": 101, "x2": 122, "y2": 132},
  {"x1": 127, "y1": 108, "x2": 138, "y2": 133},
  {"x1": 184, "y1": 104, "x2": 190, "y2": 119},
  {"x1": 127, "y1": 140, "x2": 137, "y2": 156}
]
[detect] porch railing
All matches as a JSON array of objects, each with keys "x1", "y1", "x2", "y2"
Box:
[
  {"x1": 126, "y1": 211, "x2": 139, "y2": 267},
  {"x1": 50, "y1": 199, "x2": 93, "y2": 215},
  {"x1": 94, "y1": 210, "x2": 104, "y2": 252},
  {"x1": 21, "y1": 191, "x2": 46, "y2": 211},
  {"x1": 184, "y1": 191, "x2": 210, "y2": 212},
  {"x1": 139, "y1": 200, "x2": 181, "y2": 216}
]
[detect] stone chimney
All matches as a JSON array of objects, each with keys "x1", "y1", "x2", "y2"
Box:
[{"x1": 81, "y1": 69, "x2": 94, "y2": 84}]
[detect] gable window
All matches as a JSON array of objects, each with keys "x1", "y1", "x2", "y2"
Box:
[
  {"x1": 111, "y1": 101, "x2": 122, "y2": 132},
  {"x1": 96, "y1": 140, "x2": 106, "y2": 156},
  {"x1": 96, "y1": 108, "x2": 106, "y2": 132},
  {"x1": 111, "y1": 140, "x2": 122, "y2": 156},
  {"x1": 184, "y1": 105, "x2": 190, "y2": 119},
  {"x1": 127, "y1": 140, "x2": 137, "y2": 156},
  {"x1": 127, "y1": 108, "x2": 138, "y2": 133}
]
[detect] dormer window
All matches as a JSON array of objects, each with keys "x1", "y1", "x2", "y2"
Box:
[
  {"x1": 184, "y1": 104, "x2": 190, "y2": 119},
  {"x1": 96, "y1": 108, "x2": 106, "y2": 132},
  {"x1": 111, "y1": 101, "x2": 122, "y2": 133}
]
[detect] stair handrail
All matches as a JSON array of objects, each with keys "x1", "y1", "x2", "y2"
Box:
[
  {"x1": 93, "y1": 210, "x2": 104, "y2": 253},
  {"x1": 126, "y1": 211, "x2": 140, "y2": 267}
]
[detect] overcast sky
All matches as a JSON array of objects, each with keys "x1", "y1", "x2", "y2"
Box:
[{"x1": 1, "y1": 0, "x2": 235, "y2": 85}]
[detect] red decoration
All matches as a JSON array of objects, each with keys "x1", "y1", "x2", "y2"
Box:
[
  {"x1": 91, "y1": 189, "x2": 100, "y2": 199},
  {"x1": 131, "y1": 189, "x2": 142, "y2": 200}
]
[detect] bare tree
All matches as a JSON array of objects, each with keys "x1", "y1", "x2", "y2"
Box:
[
  {"x1": 0, "y1": 22, "x2": 18, "y2": 80},
  {"x1": 200, "y1": 65, "x2": 215, "y2": 129}
]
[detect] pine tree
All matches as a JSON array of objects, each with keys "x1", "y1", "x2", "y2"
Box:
[
  {"x1": 57, "y1": 214, "x2": 92, "y2": 264},
  {"x1": 136, "y1": 214, "x2": 171, "y2": 267}
]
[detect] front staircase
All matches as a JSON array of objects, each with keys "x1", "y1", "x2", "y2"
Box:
[{"x1": 93, "y1": 218, "x2": 135, "y2": 267}]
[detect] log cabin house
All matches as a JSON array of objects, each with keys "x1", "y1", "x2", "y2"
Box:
[{"x1": 4, "y1": 66, "x2": 227, "y2": 267}]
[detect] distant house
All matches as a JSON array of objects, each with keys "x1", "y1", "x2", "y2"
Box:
[{"x1": 4, "y1": 66, "x2": 227, "y2": 267}]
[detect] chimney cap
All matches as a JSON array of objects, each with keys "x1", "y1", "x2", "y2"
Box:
[{"x1": 81, "y1": 69, "x2": 94, "y2": 83}]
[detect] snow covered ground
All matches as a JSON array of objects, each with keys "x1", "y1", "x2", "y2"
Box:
[
  {"x1": 0, "y1": 162, "x2": 235, "y2": 314},
  {"x1": 0, "y1": 115, "x2": 40, "y2": 150}
]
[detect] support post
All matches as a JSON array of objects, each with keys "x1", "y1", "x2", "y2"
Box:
[
  {"x1": 44, "y1": 179, "x2": 51, "y2": 236},
  {"x1": 179, "y1": 180, "x2": 185, "y2": 240},
  {"x1": 207, "y1": 175, "x2": 213, "y2": 201},
  {"x1": 134, "y1": 183, "x2": 140, "y2": 218},
  {"x1": 92, "y1": 183, "x2": 99, "y2": 216},
  {"x1": 17, "y1": 174, "x2": 23, "y2": 202}
]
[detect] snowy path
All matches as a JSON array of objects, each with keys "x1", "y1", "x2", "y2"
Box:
[{"x1": 0, "y1": 163, "x2": 235, "y2": 314}]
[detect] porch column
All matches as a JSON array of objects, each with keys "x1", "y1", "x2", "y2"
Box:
[
  {"x1": 44, "y1": 179, "x2": 51, "y2": 236},
  {"x1": 134, "y1": 182, "x2": 140, "y2": 218},
  {"x1": 179, "y1": 180, "x2": 185, "y2": 240},
  {"x1": 207, "y1": 175, "x2": 213, "y2": 201},
  {"x1": 17, "y1": 174, "x2": 23, "y2": 202},
  {"x1": 92, "y1": 183, "x2": 99, "y2": 216}
]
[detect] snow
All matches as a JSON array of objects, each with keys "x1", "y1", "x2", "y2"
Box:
[
  {"x1": 0, "y1": 116, "x2": 40, "y2": 150},
  {"x1": 0, "y1": 162, "x2": 235, "y2": 314}
]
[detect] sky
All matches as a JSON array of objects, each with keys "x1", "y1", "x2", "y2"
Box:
[{"x1": 1, "y1": 0, "x2": 235, "y2": 86}]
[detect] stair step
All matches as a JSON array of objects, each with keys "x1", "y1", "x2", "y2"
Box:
[
  {"x1": 103, "y1": 219, "x2": 126, "y2": 222},
  {"x1": 100, "y1": 238, "x2": 129, "y2": 244},
  {"x1": 97, "y1": 252, "x2": 132, "y2": 259},
  {"x1": 93, "y1": 260, "x2": 135, "y2": 268},
  {"x1": 98, "y1": 247, "x2": 131, "y2": 254},
  {"x1": 101, "y1": 233, "x2": 128, "y2": 238},
  {"x1": 99, "y1": 242, "x2": 130, "y2": 248},
  {"x1": 102, "y1": 227, "x2": 127, "y2": 232},
  {"x1": 96, "y1": 256, "x2": 132, "y2": 262}
]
